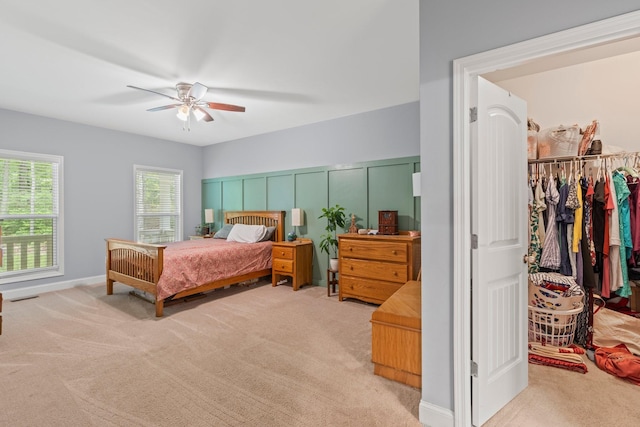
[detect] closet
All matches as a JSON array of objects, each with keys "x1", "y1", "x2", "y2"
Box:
[
  {"x1": 484, "y1": 41, "x2": 640, "y2": 358},
  {"x1": 527, "y1": 152, "x2": 640, "y2": 353}
]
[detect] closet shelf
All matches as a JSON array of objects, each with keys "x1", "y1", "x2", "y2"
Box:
[{"x1": 528, "y1": 151, "x2": 640, "y2": 164}]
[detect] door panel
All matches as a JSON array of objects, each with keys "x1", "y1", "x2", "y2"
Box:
[{"x1": 472, "y1": 76, "x2": 528, "y2": 425}]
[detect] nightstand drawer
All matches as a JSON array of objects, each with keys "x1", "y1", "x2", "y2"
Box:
[
  {"x1": 272, "y1": 246, "x2": 294, "y2": 260},
  {"x1": 341, "y1": 258, "x2": 408, "y2": 283},
  {"x1": 273, "y1": 258, "x2": 294, "y2": 273},
  {"x1": 340, "y1": 240, "x2": 408, "y2": 263}
]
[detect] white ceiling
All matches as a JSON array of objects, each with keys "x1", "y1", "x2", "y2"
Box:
[{"x1": 0, "y1": 0, "x2": 419, "y2": 146}]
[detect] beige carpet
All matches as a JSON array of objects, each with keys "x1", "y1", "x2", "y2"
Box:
[
  {"x1": 3, "y1": 281, "x2": 640, "y2": 427},
  {"x1": 0, "y1": 281, "x2": 422, "y2": 427}
]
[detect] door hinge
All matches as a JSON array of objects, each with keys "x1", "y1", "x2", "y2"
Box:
[
  {"x1": 470, "y1": 360, "x2": 478, "y2": 377},
  {"x1": 470, "y1": 107, "x2": 477, "y2": 123},
  {"x1": 471, "y1": 234, "x2": 478, "y2": 249}
]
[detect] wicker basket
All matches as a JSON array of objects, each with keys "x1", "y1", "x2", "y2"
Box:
[{"x1": 528, "y1": 304, "x2": 584, "y2": 347}]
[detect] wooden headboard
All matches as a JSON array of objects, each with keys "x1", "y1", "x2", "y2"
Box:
[{"x1": 224, "y1": 211, "x2": 286, "y2": 242}]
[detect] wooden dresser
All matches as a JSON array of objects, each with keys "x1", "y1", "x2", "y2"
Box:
[
  {"x1": 371, "y1": 280, "x2": 421, "y2": 388},
  {"x1": 338, "y1": 233, "x2": 420, "y2": 304}
]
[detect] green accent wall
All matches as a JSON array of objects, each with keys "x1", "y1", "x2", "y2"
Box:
[{"x1": 202, "y1": 156, "x2": 420, "y2": 286}]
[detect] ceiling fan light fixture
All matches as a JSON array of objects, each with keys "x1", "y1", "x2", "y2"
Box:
[
  {"x1": 192, "y1": 107, "x2": 206, "y2": 122},
  {"x1": 176, "y1": 104, "x2": 190, "y2": 121}
]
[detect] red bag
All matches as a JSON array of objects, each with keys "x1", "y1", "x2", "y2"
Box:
[{"x1": 595, "y1": 343, "x2": 640, "y2": 386}]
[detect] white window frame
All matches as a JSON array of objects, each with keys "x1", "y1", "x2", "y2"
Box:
[
  {"x1": 0, "y1": 149, "x2": 64, "y2": 285},
  {"x1": 133, "y1": 165, "x2": 183, "y2": 243}
]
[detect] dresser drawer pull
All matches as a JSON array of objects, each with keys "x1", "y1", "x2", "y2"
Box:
[
  {"x1": 391, "y1": 250, "x2": 397, "y2": 255},
  {"x1": 280, "y1": 251, "x2": 285, "y2": 256}
]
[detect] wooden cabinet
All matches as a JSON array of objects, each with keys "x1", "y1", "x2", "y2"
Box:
[
  {"x1": 338, "y1": 234, "x2": 421, "y2": 304},
  {"x1": 188, "y1": 235, "x2": 211, "y2": 240},
  {"x1": 371, "y1": 280, "x2": 421, "y2": 388},
  {"x1": 271, "y1": 239, "x2": 313, "y2": 291}
]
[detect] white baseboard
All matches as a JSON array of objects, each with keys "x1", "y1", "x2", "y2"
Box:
[
  {"x1": 419, "y1": 400, "x2": 455, "y2": 427},
  {"x1": 2, "y1": 275, "x2": 105, "y2": 301}
]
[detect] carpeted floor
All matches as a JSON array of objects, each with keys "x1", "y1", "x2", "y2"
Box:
[
  {"x1": 0, "y1": 281, "x2": 422, "y2": 427},
  {"x1": 2, "y1": 280, "x2": 640, "y2": 426}
]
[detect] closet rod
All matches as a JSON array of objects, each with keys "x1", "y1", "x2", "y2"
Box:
[{"x1": 528, "y1": 151, "x2": 640, "y2": 165}]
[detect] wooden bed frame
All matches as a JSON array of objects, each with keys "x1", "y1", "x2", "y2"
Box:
[{"x1": 106, "y1": 210, "x2": 285, "y2": 317}]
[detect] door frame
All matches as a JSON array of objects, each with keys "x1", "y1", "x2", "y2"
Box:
[{"x1": 452, "y1": 10, "x2": 640, "y2": 426}]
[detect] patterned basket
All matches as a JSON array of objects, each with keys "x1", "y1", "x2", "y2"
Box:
[
  {"x1": 528, "y1": 304, "x2": 584, "y2": 347},
  {"x1": 528, "y1": 276, "x2": 584, "y2": 311}
]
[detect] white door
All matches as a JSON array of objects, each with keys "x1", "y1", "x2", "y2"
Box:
[{"x1": 471, "y1": 76, "x2": 528, "y2": 425}]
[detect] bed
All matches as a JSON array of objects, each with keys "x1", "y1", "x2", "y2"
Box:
[{"x1": 106, "y1": 210, "x2": 285, "y2": 317}]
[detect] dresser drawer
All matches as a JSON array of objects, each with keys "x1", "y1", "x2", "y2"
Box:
[
  {"x1": 273, "y1": 258, "x2": 293, "y2": 273},
  {"x1": 341, "y1": 276, "x2": 403, "y2": 304},
  {"x1": 341, "y1": 258, "x2": 408, "y2": 283},
  {"x1": 272, "y1": 246, "x2": 294, "y2": 260},
  {"x1": 340, "y1": 240, "x2": 407, "y2": 263}
]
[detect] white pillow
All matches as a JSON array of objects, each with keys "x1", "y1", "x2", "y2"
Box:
[{"x1": 226, "y1": 224, "x2": 268, "y2": 243}]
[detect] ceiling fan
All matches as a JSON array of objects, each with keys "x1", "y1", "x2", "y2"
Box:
[{"x1": 127, "y1": 82, "x2": 246, "y2": 131}]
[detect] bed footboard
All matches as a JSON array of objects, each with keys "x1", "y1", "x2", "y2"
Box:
[{"x1": 105, "y1": 238, "x2": 166, "y2": 316}]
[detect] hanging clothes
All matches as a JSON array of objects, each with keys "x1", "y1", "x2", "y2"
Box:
[
  {"x1": 626, "y1": 175, "x2": 640, "y2": 262},
  {"x1": 581, "y1": 176, "x2": 596, "y2": 289},
  {"x1": 535, "y1": 177, "x2": 547, "y2": 247},
  {"x1": 540, "y1": 173, "x2": 561, "y2": 270},
  {"x1": 528, "y1": 182, "x2": 542, "y2": 273},
  {"x1": 607, "y1": 169, "x2": 624, "y2": 296},
  {"x1": 613, "y1": 170, "x2": 632, "y2": 298},
  {"x1": 556, "y1": 180, "x2": 574, "y2": 276}
]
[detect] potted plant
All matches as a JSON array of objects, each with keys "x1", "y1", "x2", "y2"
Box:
[{"x1": 318, "y1": 204, "x2": 346, "y2": 271}]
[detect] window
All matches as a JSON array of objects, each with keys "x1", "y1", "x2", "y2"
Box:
[
  {"x1": 0, "y1": 149, "x2": 64, "y2": 284},
  {"x1": 134, "y1": 165, "x2": 183, "y2": 243}
]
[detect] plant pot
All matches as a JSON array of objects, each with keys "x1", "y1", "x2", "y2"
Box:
[{"x1": 329, "y1": 258, "x2": 339, "y2": 272}]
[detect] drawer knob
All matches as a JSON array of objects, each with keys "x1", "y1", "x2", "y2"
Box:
[
  {"x1": 280, "y1": 251, "x2": 285, "y2": 256},
  {"x1": 392, "y1": 250, "x2": 397, "y2": 255}
]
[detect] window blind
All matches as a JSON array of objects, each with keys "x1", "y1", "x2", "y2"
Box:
[
  {"x1": 0, "y1": 149, "x2": 63, "y2": 283},
  {"x1": 134, "y1": 165, "x2": 182, "y2": 243}
]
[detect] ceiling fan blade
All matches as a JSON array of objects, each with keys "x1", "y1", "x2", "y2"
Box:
[
  {"x1": 193, "y1": 106, "x2": 214, "y2": 122},
  {"x1": 127, "y1": 85, "x2": 181, "y2": 102},
  {"x1": 206, "y1": 102, "x2": 246, "y2": 112},
  {"x1": 188, "y1": 82, "x2": 208, "y2": 101},
  {"x1": 147, "y1": 104, "x2": 181, "y2": 112}
]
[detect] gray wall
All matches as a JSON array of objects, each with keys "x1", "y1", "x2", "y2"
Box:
[
  {"x1": 0, "y1": 101, "x2": 419, "y2": 293},
  {"x1": 0, "y1": 108, "x2": 203, "y2": 291},
  {"x1": 420, "y1": 0, "x2": 640, "y2": 418},
  {"x1": 202, "y1": 102, "x2": 419, "y2": 178}
]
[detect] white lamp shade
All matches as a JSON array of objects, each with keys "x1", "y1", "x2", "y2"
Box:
[
  {"x1": 176, "y1": 105, "x2": 189, "y2": 121},
  {"x1": 192, "y1": 107, "x2": 206, "y2": 122},
  {"x1": 204, "y1": 209, "x2": 214, "y2": 224},
  {"x1": 412, "y1": 172, "x2": 421, "y2": 197},
  {"x1": 291, "y1": 208, "x2": 304, "y2": 227}
]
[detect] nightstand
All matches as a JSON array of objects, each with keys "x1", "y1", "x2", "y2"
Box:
[
  {"x1": 189, "y1": 235, "x2": 211, "y2": 240},
  {"x1": 272, "y1": 239, "x2": 313, "y2": 291}
]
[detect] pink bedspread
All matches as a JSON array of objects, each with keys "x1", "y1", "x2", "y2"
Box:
[{"x1": 156, "y1": 238, "x2": 272, "y2": 300}]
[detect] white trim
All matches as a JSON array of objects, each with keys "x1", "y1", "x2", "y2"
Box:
[
  {"x1": 452, "y1": 10, "x2": 640, "y2": 427},
  {"x1": 1, "y1": 275, "x2": 104, "y2": 301},
  {"x1": 419, "y1": 400, "x2": 454, "y2": 427}
]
